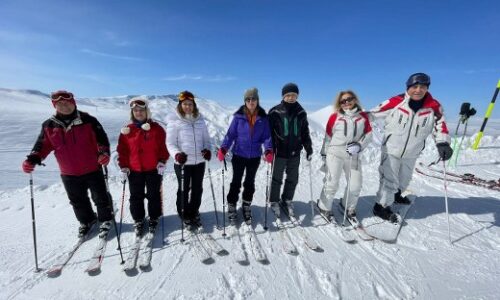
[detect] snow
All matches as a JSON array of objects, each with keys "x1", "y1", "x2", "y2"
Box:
[{"x1": 1, "y1": 89, "x2": 499, "y2": 299}]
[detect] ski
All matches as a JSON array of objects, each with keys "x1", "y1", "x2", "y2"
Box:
[
  {"x1": 417, "y1": 163, "x2": 500, "y2": 191},
  {"x1": 243, "y1": 223, "x2": 269, "y2": 263},
  {"x1": 85, "y1": 228, "x2": 110, "y2": 274},
  {"x1": 188, "y1": 230, "x2": 214, "y2": 264},
  {"x1": 335, "y1": 203, "x2": 373, "y2": 241},
  {"x1": 229, "y1": 223, "x2": 248, "y2": 265},
  {"x1": 123, "y1": 235, "x2": 142, "y2": 272},
  {"x1": 138, "y1": 231, "x2": 156, "y2": 270},
  {"x1": 197, "y1": 229, "x2": 229, "y2": 256},
  {"x1": 361, "y1": 194, "x2": 415, "y2": 243},
  {"x1": 278, "y1": 203, "x2": 322, "y2": 251},
  {"x1": 312, "y1": 200, "x2": 356, "y2": 243},
  {"x1": 273, "y1": 217, "x2": 298, "y2": 255}
]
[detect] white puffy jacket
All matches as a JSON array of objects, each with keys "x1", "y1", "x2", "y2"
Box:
[
  {"x1": 370, "y1": 92, "x2": 450, "y2": 158},
  {"x1": 320, "y1": 108, "x2": 373, "y2": 156},
  {"x1": 166, "y1": 111, "x2": 212, "y2": 165}
]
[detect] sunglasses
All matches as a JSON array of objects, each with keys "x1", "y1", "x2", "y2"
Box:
[
  {"x1": 406, "y1": 73, "x2": 430, "y2": 87},
  {"x1": 340, "y1": 96, "x2": 356, "y2": 105},
  {"x1": 245, "y1": 97, "x2": 258, "y2": 102},
  {"x1": 178, "y1": 91, "x2": 195, "y2": 101},
  {"x1": 51, "y1": 91, "x2": 74, "y2": 102},
  {"x1": 130, "y1": 100, "x2": 147, "y2": 109}
]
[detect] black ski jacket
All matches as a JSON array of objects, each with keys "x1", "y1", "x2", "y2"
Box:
[{"x1": 268, "y1": 101, "x2": 313, "y2": 158}]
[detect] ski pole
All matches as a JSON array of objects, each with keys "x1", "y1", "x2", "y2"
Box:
[
  {"x1": 207, "y1": 163, "x2": 221, "y2": 230},
  {"x1": 472, "y1": 79, "x2": 500, "y2": 150},
  {"x1": 222, "y1": 159, "x2": 227, "y2": 237},
  {"x1": 29, "y1": 173, "x2": 40, "y2": 272},
  {"x1": 342, "y1": 155, "x2": 353, "y2": 226},
  {"x1": 442, "y1": 161, "x2": 452, "y2": 245},
  {"x1": 180, "y1": 165, "x2": 185, "y2": 243},
  {"x1": 308, "y1": 157, "x2": 315, "y2": 220},
  {"x1": 264, "y1": 161, "x2": 271, "y2": 231},
  {"x1": 117, "y1": 179, "x2": 126, "y2": 250},
  {"x1": 102, "y1": 166, "x2": 125, "y2": 264},
  {"x1": 161, "y1": 176, "x2": 165, "y2": 245},
  {"x1": 264, "y1": 154, "x2": 276, "y2": 231}
]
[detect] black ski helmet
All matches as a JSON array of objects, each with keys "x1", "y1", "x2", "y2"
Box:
[{"x1": 406, "y1": 73, "x2": 431, "y2": 89}]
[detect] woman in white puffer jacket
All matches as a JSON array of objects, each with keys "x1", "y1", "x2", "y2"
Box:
[
  {"x1": 166, "y1": 91, "x2": 212, "y2": 231},
  {"x1": 317, "y1": 90, "x2": 372, "y2": 218}
]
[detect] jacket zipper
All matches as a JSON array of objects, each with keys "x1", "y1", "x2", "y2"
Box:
[
  {"x1": 401, "y1": 113, "x2": 415, "y2": 158},
  {"x1": 191, "y1": 122, "x2": 197, "y2": 164}
]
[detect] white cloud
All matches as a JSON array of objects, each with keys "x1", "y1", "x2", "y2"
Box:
[
  {"x1": 80, "y1": 49, "x2": 144, "y2": 61},
  {"x1": 102, "y1": 31, "x2": 131, "y2": 47},
  {"x1": 162, "y1": 74, "x2": 236, "y2": 82}
]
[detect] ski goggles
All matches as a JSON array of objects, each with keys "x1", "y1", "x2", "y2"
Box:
[
  {"x1": 178, "y1": 91, "x2": 195, "y2": 102},
  {"x1": 51, "y1": 91, "x2": 74, "y2": 102},
  {"x1": 245, "y1": 97, "x2": 258, "y2": 102},
  {"x1": 340, "y1": 96, "x2": 356, "y2": 105},
  {"x1": 406, "y1": 73, "x2": 431, "y2": 88},
  {"x1": 130, "y1": 100, "x2": 147, "y2": 109}
]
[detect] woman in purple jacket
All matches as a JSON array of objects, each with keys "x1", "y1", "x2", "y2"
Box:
[{"x1": 217, "y1": 88, "x2": 273, "y2": 224}]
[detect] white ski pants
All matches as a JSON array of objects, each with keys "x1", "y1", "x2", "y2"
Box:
[
  {"x1": 376, "y1": 152, "x2": 417, "y2": 207},
  {"x1": 319, "y1": 151, "x2": 362, "y2": 211}
]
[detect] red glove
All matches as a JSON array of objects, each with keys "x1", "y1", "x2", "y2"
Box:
[
  {"x1": 175, "y1": 152, "x2": 187, "y2": 165},
  {"x1": 97, "y1": 154, "x2": 110, "y2": 166},
  {"x1": 22, "y1": 160, "x2": 35, "y2": 173},
  {"x1": 201, "y1": 149, "x2": 211, "y2": 161},
  {"x1": 264, "y1": 150, "x2": 274, "y2": 163},
  {"x1": 217, "y1": 148, "x2": 227, "y2": 162}
]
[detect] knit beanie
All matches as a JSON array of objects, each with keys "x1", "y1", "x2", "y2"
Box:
[
  {"x1": 281, "y1": 83, "x2": 299, "y2": 96},
  {"x1": 244, "y1": 87, "x2": 259, "y2": 101}
]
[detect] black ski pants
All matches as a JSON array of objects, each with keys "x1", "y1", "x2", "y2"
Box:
[
  {"x1": 128, "y1": 170, "x2": 163, "y2": 222},
  {"x1": 174, "y1": 162, "x2": 205, "y2": 221},
  {"x1": 270, "y1": 155, "x2": 301, "y2": 203},
  {"x1": 61, "y1": 170, "x2": 113, "y2": 224},
  {"x1": 227, "y1": 155, "x2": 261, "y2": 205}
]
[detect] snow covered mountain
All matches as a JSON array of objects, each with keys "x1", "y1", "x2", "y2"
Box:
[{"x1": 0, "y1": 89, "x2": 499, "y2": 299}]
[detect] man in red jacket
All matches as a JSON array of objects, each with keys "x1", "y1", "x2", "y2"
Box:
[{"x1": 22, "y1": 90, "x2": 113, "y2": 237}]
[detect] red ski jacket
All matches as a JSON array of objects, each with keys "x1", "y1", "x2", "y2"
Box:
[
  {"x1": 30, "y1": 111, "x2": 110, "y2": 176},
  {"x1": 117, "y1": 122, "x2": 169, "y2": 172}
]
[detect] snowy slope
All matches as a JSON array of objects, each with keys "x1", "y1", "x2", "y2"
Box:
[{"x1": 0, "y1": 89, "x2": 499, "y2": 300}]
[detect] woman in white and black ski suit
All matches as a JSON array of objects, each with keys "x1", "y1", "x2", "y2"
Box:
[
  {"x1": 318, "y1": 90, "x2": 372, "y2": 218},
  {"x1": 166, "y1": 91, "x2": 212, "y2": 231}
]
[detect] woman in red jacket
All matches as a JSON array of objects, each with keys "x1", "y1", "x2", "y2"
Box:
[{"x1": 117, "y1": 97, "x2": 169, "y2": 237}]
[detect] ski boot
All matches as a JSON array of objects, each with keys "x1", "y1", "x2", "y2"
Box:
[
  {"x1": 394, "y1": 189, "x2": 411, "y2": 205},
  {"x1": 242, "y1": 200, "x2": 252, "y2": 224},
  {"x1": 228, "y1": 203, "x2": 237, "y2": 224},
  {"x1": 98, "y1": 220, "x2": 112, "y2": 238},
  {"x1": 373, "y1": 203, "x2": 398, "y2": 223},
  {"x1": 316, "y1": 199, "x2": 332, "y2": 221},
  {"x1": 134, "y1": 220, "x2": 144, "y2": 237},
  {"x1": 271, "y1": 202, "x2": 281, "y2": 218},
  {"x1": 148, "y1": 218, "x2": 159, "y2": 234},
  {"x1": 78, "y1": 218, "x2": 97, "y2": 238}
]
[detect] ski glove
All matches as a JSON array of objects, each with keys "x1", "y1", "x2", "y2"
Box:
[
  {"x1": 156, "y1": 162, "x2": 166, "y2": 175},
  {"x1": 201, "y1": 149, "x2": 211, "y2": 161},
  {"x1": 22, "y1": 154, "x2": 42, "y2": 173},
  {"x1": 320, "y1": 155, "x2": 327, "y2": 173},
  {"x1": 264, "y1": 150, "x2": 274, "y2": 163},
  {"x1": 175, "y1": 152, "x2": 187, "y2": 165},
  {"x1": 217, "y1": 148, "x2": 227, "y2": 162},
  {"x1": 98, "y1": 154, "x2": 110, "y2": 166},
  {"x1": 436, "y1": 142, "x2": 453, "y2": 161},
  {"x1": 306, "y1": 148, "x2": 313, "y2": 161},
  {"x1": 120, "y1": 168, "x2": 130, "y2": 183},
  {"x1": 346, "y1": 142, "x2": 361, "y2": 155}
]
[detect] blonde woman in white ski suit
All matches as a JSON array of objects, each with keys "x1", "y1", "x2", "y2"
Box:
[
  {"x1": 318, "y1": 90, "x2": 372, "y2": 217},
  {"x1": 369, "y1": 73, "x2": 452, "y2": 223}
]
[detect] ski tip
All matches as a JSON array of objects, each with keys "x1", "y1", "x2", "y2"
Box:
[
  {"x1": 202, "y1": 257, "x2": 216, "y2": 265},
  {"x1": 46, "y1": 269, "x2": 62, "y2": 278}
]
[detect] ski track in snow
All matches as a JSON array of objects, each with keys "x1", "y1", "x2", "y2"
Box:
[{"x1": 1, "y1": 89, "x2": 500, "y2": 299}]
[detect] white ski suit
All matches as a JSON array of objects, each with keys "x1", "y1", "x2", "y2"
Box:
[
  {"x1": 318, "y1": 108, "x2": 372, "y2": 212},
  {"x1": 370, "y1": 92, "x2": 450, "y2": 206}
]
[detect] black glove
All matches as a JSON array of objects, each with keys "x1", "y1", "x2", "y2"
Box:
[
  {"x1": 306, "y1": 148, "x2": 313, "y2": 161},
  {"x1": 201, "y1": 149, "x2": 211, "y2": 161},
  {"x1": 436, "y1": 142, "x2": 453, "y2": 161},
  {"x1": 175, "y1": 152, "x2": 188, "y2": 165},
  {"x1": 26, "y1": 154, "x2": 42, "y2": 165}
]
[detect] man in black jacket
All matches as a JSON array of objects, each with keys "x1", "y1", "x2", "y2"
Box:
[{"x1": 268, "y1": 83, "x2": 313, "y2": 218}]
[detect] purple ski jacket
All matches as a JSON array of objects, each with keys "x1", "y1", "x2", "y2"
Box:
[{"x1": 221, "y1": 105, "x2": 273, "y2": 159}]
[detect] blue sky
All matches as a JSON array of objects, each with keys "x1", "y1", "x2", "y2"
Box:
[{"x1": 1, "y1": 0, "x2": 499, "y2": 118}]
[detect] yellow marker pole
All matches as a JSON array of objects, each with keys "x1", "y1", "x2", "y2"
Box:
[{"x1": 472, "y1": 79, "x2": 500, "y2": 150}]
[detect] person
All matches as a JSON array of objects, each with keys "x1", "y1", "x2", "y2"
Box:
[
  {"x1": 268, "y1": 83, "x2": 313, "y2": 218},
  {"x1": 317, "y1": 90, "x2": 372, "y2": 218},
  {"x1": 166, "y1": 91, "x2": 212, "y2": 231},
  {"x1": 217, "y1": 88, "x2": 273, "y2": 224},
  {"x1": 117, "y1": 96, "x2": 169, "y2": 237},
  {"x1": 370, "y1": 72, "x2": 452, "y2": 222},
  {"x1": 21, "y1": 90, "x2": 114, "y2": 237}
]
